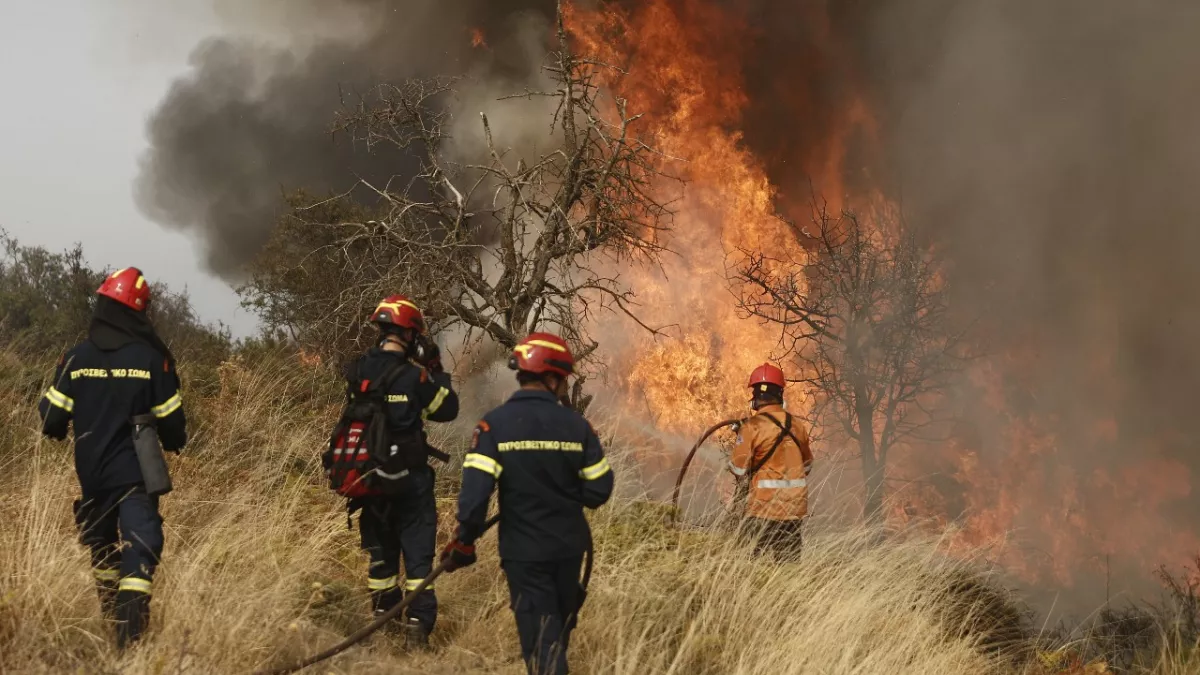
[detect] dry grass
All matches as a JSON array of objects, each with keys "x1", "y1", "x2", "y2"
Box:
[{"x1": 1, "y1": 348, "x2": 1194, "y2": 674}]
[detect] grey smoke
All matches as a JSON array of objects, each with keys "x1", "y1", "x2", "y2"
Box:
[
  {"x1": 758, "y1": 0, "x2": 1200, "y2": 605},
  {"x1": 136, "y1": 0, "x2": 557, "y2": 278},
  {"x1": 867, "y1": 0, "x2": 1200, "y2": 537}
]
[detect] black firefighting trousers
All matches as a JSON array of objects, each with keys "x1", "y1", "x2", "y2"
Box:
[
  {"x1": 502, "y1": 555, "x2": 586, "y2": 675},
  {"x1": 74, "y1": 485, "x2": 163, "y2": 646},
  {"x1": 750, "y1": 517, "x2": 804, "y2": 560},
  {"x1": 357, "y1": 468, "x2": 438, "y2": 632}
]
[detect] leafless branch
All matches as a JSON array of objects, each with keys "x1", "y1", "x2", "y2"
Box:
[{"x1": 240, "y1": 3, "x2": 678, "y2": 410}]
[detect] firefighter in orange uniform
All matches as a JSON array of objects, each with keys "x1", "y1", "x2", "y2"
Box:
[{"x1": 728, "y1": 363, "x2": 813, "y2": 557}]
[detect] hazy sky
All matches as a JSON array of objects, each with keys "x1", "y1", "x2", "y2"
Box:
[{"x1": 0, "y1": 1, "x2": 256, "y2": 334}]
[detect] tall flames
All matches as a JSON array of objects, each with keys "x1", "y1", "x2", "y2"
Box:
[
  {"x1": 558, "y1": 0, "x2": 1199, "y2": 599},
  {"x1": 567, "y1": 0, "x2": 822, "y2": 434}
]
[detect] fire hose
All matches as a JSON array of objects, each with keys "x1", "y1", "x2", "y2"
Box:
[
  {"x1": 255, "y1": 514, "x2": 501, "y2": 675},
  {"x1": 671, "y1": 418, "x2": 743, "y2": 525},
  {"x1": 671, "y1": 414, "x2": 808, "y2": 526}
]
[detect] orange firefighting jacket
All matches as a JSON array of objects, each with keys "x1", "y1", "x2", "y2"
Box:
[{"x1": 729, "y1": 405, "x2": 813, "y2": 521}]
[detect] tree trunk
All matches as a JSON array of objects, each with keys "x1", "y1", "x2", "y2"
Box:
[
  {"x1": 856, "y1": 400, "x2": 885, "y2": 522},
  {"x1": 860, "y1": 445, "x2": 885, "y2": 522}
]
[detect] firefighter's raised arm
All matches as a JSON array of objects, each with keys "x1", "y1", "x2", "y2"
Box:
[
  {"x1": 728, "y1": 420, "x2": 754, "y2": 479},
  {"x1": 416, "y1": 368, "x2": 459, "y2": 423}
]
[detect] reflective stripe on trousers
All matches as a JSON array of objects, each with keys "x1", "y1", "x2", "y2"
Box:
[
  {"x1": 368, "y1": 575, "x2": 399, "y2": 591},
  {"x1": 405, "y1": 578, "x2": 435, "y2": 592},
  {"x1": 118, "y1": 577, "x2": 152, "y2": 594}
]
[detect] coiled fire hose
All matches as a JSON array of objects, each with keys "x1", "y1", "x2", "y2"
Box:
[
  {"x1": 256, "y1": 514, "x2": 501, "y2": 675},
  {"x1": 671, "y1": 418, "x2": 743, "y2": 525}
]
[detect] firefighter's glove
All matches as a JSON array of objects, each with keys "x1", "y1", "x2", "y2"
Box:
[
  {"x1": 415, "y1": 338, "x2": 443, "y2": 375},
  {"x1": 424, "y1": 347, "x2": 443, "y2": 375},
  {"x1": 440, "y1": 539, "x2": 476, "y2": 572}
]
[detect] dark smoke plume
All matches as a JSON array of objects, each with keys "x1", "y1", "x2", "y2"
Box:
[{"x1": 136, "y1": 0, "x2": 557, "y2": 278}]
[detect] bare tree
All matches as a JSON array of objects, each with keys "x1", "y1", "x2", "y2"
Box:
[
  {"x1": 241, "y1": 5, "x2": 673, "y2": 407},
  {"x1": 733, "y1": 201, "x2": 968, "y2": 520}
]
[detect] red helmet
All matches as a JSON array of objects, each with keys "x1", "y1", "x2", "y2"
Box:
[
  {"x1": 369, "y1": 295, "x2": 425, "y2": 332},
  {"x1": 508, "y1": 332, "x2": 574, "y2": 376},
  {"x1": 748, "y1": 362, "x2": 786, "y2": 390},
  {"x1": 97, "y1": 267, "x2": 151, "y2": 311}
]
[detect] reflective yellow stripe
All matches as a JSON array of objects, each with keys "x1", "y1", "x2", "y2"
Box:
[
  {"x1": 151, "y1": 393, "x2": 182, "y2": 418},
  {"x1": 135, "y1": 276, "x2": 146, "y2": 289},
  {"x1": 367, "y1": 575, "x2": 399, "y2": 591},
  {"x1": 44, "y1": 386, "x2": 74, "y2": 412},
  {"x1": 526, "y1": 339, "x2": 567, "y2": 352},
  {"x1": 579, "y1": 457, "x2": 611, "y2": 481},
  {"x1": 93, "y1": 568, "x2": 119, "y2": 582},
  {"x1": 463, "y1": 453, "x2": 502, "y2": 478},
  {"x1": 422, "y1": 387, "x2": 449, "y2": 419},
  {"x1": 404, "y1": 578, "x2": 434, "y2": 592},
  {"x1": 118, "y1": 577, "x2": 152, "y2": 594}
]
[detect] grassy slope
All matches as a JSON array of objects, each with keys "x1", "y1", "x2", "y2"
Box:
[{"x1": 0, "y1": 350, "x2": 1189, "y2": 674}]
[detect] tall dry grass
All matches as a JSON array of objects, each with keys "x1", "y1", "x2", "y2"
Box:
[{"x1": 1, "y1": 347, "x2": 1192, "y2": 674}]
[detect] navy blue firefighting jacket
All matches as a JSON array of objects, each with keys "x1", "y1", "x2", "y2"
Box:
[
  {"x1": 456, "y1": 389, "x2": 614, "y2": 561},
  {"x1": 39, "y1": 341, "x2": 187, "y2": 493},
  {"x1": 346, "y1": 347, "x2": 460, "y2": 433}
]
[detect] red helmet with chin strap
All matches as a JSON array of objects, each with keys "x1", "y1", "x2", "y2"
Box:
[
  {"x1": 748, "y1": 362, "x2": 786, "y2": 391},
  {"x1": 97, "y1": 267, "x2": 151, "y2": 311},
  {"x1": 369, "y1": 295, "x2": 425, "y2": 332},
  {"x1": 509, "y1": 332, "x2": 575, "y2": 377}
]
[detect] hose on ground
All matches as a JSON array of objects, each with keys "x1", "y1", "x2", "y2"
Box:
[{"x1": 255, "y1": 513, "x2": 501, "y2": 675}]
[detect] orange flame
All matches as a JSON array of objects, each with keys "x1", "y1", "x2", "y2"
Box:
[
  {"x1": 565, "y1": 0, "x2": 1199, "y2": 596},
  {"x1": 566, "y1": 1, "x2": 843, "y2": 434},
  {"x1": 470, "y1": 27, "x2": 487, "y2": 49}
]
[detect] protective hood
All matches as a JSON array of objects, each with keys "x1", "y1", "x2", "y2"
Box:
[{"x1": 88, "y1": 296, "x2": 175, "y2": 363}]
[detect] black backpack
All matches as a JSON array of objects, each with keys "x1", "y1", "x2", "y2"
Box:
[{"x1": 322, "y1": 360, "x2": 429, "y2": 498}]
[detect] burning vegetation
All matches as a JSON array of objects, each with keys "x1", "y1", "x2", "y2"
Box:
[
  {"x1": 35, "y1": 0, "x2": 1183, "y2": 668},
  {"x1": 130, "y1": 0, "x2": 1200, "y2": 604},
  {"x1": 558, "y1": 0, "x2": 1200, "y2": 610}
]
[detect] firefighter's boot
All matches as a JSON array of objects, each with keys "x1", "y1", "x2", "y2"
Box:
[
  {"x1": 403, "y1": 617, "x2": 431, "y2": 650},
  {"x1": 92, "y1": 567, "x2": 121, "y2": 620},
  {"x1": 371, "y1": 587, "x2": 403, "y2": 633},
  {"x1": 97, "y1": 582, "x2": 119, "y2": 621},
  {"x1": 114, "y1": 590, "x2": 151, "y2": 650}
]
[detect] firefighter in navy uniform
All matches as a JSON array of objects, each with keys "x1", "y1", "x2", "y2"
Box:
[
  {"x1": 38, "y1": 267, "x2": 187, "y2": 649},
  {"x1": 441, "y1": 332, "x2": 614, "y2": 675},
  {"x1": 346, "y1": 295, "x2": 458, "y2": 647}
]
